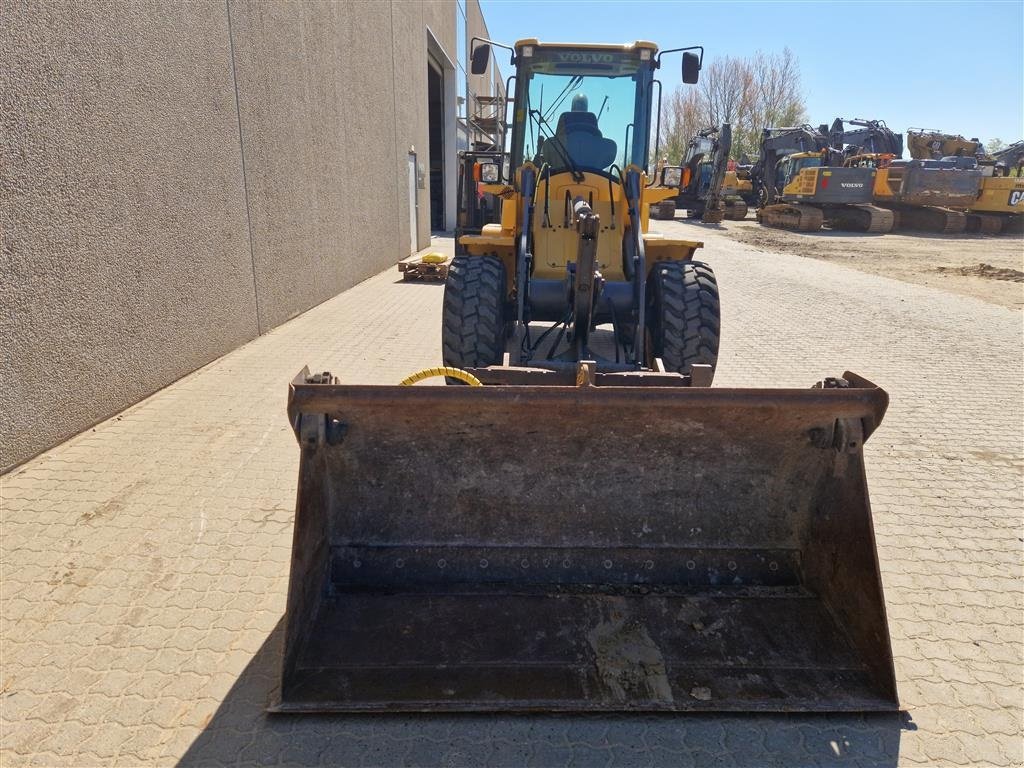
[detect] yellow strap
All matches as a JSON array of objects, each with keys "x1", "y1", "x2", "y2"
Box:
[{"x1": 399, "y1": 367, "x2": 483, "y2": 387}]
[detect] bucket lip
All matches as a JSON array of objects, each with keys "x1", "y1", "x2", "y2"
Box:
[{"x1": 267, "y1": 695, "x2": 901, "y2": 714}]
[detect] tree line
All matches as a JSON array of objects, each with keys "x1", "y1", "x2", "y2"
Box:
[{"x1": 657, "y1": 48, "x2": 806, "y2": 164}]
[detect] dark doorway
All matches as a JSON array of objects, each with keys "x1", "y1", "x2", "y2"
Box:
[{"x1": 427, "y1": 61, "x2": 445, "y2": 231}]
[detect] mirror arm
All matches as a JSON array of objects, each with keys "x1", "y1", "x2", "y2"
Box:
[
  {"x1": 471, "y1": 36, "x2": 517, "y2": 66},
  {"x1": 655, "y1": 45, "x2": 704, "y2": 69}
]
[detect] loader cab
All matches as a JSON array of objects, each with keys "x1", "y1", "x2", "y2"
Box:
[{"x1": 507, "y1": 41, "x2": 660, "y2": 181}]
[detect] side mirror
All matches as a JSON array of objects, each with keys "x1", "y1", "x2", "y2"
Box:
[
  {"x1": 682, "y1": 51, "x2": 700, "y2": 84},
  {"x1": 471, "y1": 44, "x2": 490, "y2": 75}
]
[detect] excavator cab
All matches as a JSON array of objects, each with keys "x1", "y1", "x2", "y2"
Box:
[{"x1": 776, "y1": 152, "x2": 822, "y2": 191}]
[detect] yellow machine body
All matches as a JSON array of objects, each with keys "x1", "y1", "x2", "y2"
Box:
[
  {"x1": 461, "y1": 167, "x2": 700, "y2": 285},
  {"x1": 970, "y1": 176, "x2": 1024, "y2": 215},
  {"x1": 722, "y1": 169, "x2": 752, "y2": 196}
]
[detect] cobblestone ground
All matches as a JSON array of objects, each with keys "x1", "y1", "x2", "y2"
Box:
[{"x1": 2, "y1": 226, "x2": 1022, "y2": 767}]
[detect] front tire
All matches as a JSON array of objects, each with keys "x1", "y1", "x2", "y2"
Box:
[
  {"x1": 441, "y1": 256, "x2": 507, "y2": 378},
  {"x1": 647, "y1": 260, "x2": 721, "y2": 381},
  {"x1": 650, "y1": 201, "x2": 676, "y2": 220}
]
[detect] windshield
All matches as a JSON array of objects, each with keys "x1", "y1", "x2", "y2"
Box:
[
  {"x1": 684, "y1": 136, "x2": 715, "y2": 164},
  {"x1": 510, "y1": 49, "x2": 653, "y2": 180}
]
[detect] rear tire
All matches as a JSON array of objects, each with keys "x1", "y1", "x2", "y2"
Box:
[
  {"x1": 647, "y1": 260, "x2": 721, "y2": 381},
  {"x1": 442, "y1": 256, "x2": 507, "y2": 380}
]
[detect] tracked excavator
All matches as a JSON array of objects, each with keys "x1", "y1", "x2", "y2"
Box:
[
  {"x1": 278, "y1": 39, "x2": 898, "y2": 714},
  {"x1": 825, "y1": 118, "x2": 903, "y2": 159},
  {"x1": 830, "y1": 119, "x2": 979, "y2": 234},
  {"x1": 965, "y1": 141, "x2": 1024, "y2": 233},
  {"x1": 722, "y1": 166, "x2": 754, "y2": 217},
  {"x1": 906, "y1": 130, "x2": 1024, "y2": 233},
  {"x1": 752, "y1": 126, "x2": 894, "y2": 232},
  {"x1": 907, "y1": 128, "x2": 984, "y2": 160},
  {"x1": 651, "y1": 124, "x2": 745, "y2": 221}
]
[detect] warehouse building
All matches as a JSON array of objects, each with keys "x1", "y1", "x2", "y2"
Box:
[{"x1": 0, "y1": 0, "x2": 504, "y2": 470}]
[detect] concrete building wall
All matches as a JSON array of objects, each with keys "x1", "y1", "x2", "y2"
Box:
[
  {"x1": 0, "y1": 1, "x2": 258, "y2": 472},
  {"x1": 0, "y1": 0, "x2": 493, "y2": 471}
]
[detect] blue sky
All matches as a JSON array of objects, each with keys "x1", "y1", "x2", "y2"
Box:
[{"x1": 479, "y1": 0, "x2": 1024, "y2": 150}]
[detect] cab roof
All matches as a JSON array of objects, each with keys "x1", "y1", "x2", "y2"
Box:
[{"x1": 514, "y1": 39, "x2": 658, "y2": 53}]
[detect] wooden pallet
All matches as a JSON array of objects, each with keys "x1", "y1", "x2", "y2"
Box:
[{"x1": 398, "y1": 260, "x2": 449, "y2": 282}]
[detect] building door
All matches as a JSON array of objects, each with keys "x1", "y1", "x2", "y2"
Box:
[
  {"x1": 427, "y1": 59, "x2": 445, "y2": 231},
  {"x1": 408, "y1": 152, "x2": 418, "y2": 254}
]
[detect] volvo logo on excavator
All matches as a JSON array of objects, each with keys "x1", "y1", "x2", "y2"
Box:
[
  {"x1": 840, "y1": 182, "x2": 864, "y2": 188},
  {"x1": 557, "y1": 52, "x2": 614, "y2": 64}
]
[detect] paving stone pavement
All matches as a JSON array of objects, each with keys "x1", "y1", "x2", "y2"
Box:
[{"x1": 2, "y1": 225, "x2": 1022, "y2": 767}]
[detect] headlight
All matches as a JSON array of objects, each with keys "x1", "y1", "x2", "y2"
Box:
[
  {"x1": 480, "y1": 163, "x2": 500, "y2": 183},
  {"x1": 662, "y1": 166, "x2": 683, "y2": 187}
]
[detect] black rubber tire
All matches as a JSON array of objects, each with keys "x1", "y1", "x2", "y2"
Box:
[
  {"x1": 442, "y1": 256, "x2": 507, "y2": 379},
  {"x1": 647, "y1": 260, "x2": 721, "y2": 381},
  {"x1": 650, "y1": 201, "x2": 676, "y2": 220}
]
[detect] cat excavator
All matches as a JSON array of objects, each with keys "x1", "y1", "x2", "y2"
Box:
[
  {"x1": 907, "y1": 128, "x2": 983, "y2": 160},
  {"x1": 277, "y1": 39, "x2": 898, "y2": 715},
  {"x1": 906, "y1": 129, "x2": 1024, "y2": 233}
]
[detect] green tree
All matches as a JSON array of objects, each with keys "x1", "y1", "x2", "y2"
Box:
[
  {"x1": 986, "y1": 138, "x2": 1006, "y2": 155},
  {"x1": 657, "y1": 48, "x2": 807, "y2": 164}
]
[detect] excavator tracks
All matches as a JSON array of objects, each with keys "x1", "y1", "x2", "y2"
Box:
[
  {"x1": 757, "y1": 203, "x2": 824, "y2": 232},
  {"x1": 724, "y1": 199, "x2": 748, "y2": 220},
  {"x1": 965, "y1": 213, "x2": 1004, "y2": 235},
  {"x1": 828, "y1": 205, "x2": 895, "y2": 234},
  {"x1": 890, "y1": 206, "x2": 967, "y2": 234},
  {"x1": 701, "y1": 205, "x2": 725, "y2": 224}
]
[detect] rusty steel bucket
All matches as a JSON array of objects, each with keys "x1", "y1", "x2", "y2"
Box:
[{"x1": 274, "y1": 370, "x2": 898, "y2": 713}]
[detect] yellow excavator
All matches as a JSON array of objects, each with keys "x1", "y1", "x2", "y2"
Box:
[
  {"x1": 830, "y1": 121, "x2": 976, "y2": 234},
  {"x1": 277, "y1": 39, "x2": 898, "y2": 714},
  {"x1": 906, "y1": 127, "x2": 983, "y2": 160},
  {"x1": 721, "y1": 166, "x2": 753, "y2": 219},
  {"x1": 906, "y1": 129, "x2": 1024, "y2": 233},
  {"x1": 752, "y1": 127, "x2": 894, "y2": 232}
]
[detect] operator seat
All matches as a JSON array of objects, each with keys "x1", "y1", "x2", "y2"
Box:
[{"x1": 542, "y1": 109, "x2": 618, "y2": 171}]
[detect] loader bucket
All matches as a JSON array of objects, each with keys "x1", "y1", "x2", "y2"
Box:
[{"x1": 275, "y1": 371, "x2": 897, "y2": 713}]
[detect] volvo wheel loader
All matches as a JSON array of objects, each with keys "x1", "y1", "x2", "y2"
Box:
[
  {"x1": 752, "y1": 126, "x2": 894, "y2": 232},
  {"x1": 277, "y1": 39, "x2": 898, "y2": 714}
]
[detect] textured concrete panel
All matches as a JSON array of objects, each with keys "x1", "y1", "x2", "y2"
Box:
[
  {"x1": 421, "y1": 0, "x2": 456, "y2": 65},
  {"x1": 0, "y1": 0, "x2": 258, "y2": 471},
  {"x1": 230, "y1": 0, "x2": 432, "y2": 331},
  {"x1": 390, "y1": 1, "x2": 430, "y2": 254}
]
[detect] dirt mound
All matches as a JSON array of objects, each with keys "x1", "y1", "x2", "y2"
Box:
[{"x1": 935, "y1": 263, "x2": 1024, "y2": 282}]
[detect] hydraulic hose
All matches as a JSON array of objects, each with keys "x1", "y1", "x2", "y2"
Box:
[{"x1": 399, "y1": 367, "x2": 483, "y2": 387}]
